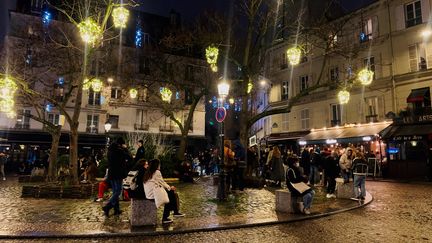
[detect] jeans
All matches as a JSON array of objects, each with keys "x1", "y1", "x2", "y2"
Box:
[
  {"x1": 163, "y1": 190, "x2": 180, "y2": 219},
  {"x1": 309, "y1": 165, "x2": 319, "y2": 184},
  {"x1": 353, "y1": 175, "x2": 366, "y2": 198},
  {"x1": 326, "y1": 176, "x2": 336, "y2": 194},
  {"x1": 108, "y1": 179, "x2": 122, "y2": 211},
  {"x1": 341, "y1": 170, "x2": 351, "y2": 183},
  {"x1": 303, "y1": 190, "x2": 315, "y2": 209}
]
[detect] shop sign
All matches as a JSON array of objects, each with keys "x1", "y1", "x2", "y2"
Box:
[
  {"x1": 388, "y1": 147, "x2": 399, "y2": 154},
  {"x1": 402, "y1": 114, "x2": 432, "y2": 124},
  {"x1": 249, "y1": 135, "x2": 257, "y2": 147},
  {"x1": 393, "y1": 135, "x2": 424, "y2": 141}
]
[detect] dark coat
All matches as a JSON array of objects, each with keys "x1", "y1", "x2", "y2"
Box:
[
  {"x1": 135, "y1": 146, "x2": 145, "y2": 163},
  {"x1": 107, "y1": 143, "x2": 132, "y2": 180},
  {"x1": 286, "y1": 166, "x2": 310, "y2": 196},
  {"x1": 129, "y1": 165, "x2": 147, "y2": 199},
  {"x1": 324, "y1": 155, "x2": 340, "y2": 177}
]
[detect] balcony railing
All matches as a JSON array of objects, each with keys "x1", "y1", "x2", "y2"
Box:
[
  {"x1": 134, "y1": 123, "x2": 149, "y2": 131},
  {"x1": 86, "y1": 127, "x2": 98, "y2": 134},
  {"x1": 365, "y1": 115, "x2": 378, "y2": 123},
  {"x1": 15, "y1": 123, "x2": 30, "y2": 129},
  {"x1": 159, "y1": 125, "x2": 174, "y2": 132}
]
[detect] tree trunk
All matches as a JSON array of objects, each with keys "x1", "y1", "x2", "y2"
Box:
[
  {"x1": 47, "y1": 131, "x2": 61, "y2": 182},
  {"x1": 177, "y1": 133, "x2": 188, "y2": 161},
  {"x1": 69, "y1": 125, "x2": 79, "y2": 184}
]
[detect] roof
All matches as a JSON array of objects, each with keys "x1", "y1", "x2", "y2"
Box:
[{"x1": 382, "y1": 124, "x2": 432, "y2": 141}]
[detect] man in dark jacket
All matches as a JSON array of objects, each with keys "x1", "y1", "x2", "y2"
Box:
[
  {"x1": 102, "y1": 137, "x2": 132, "y2": 217},
  {"x1": 134, "y1": 140, "x2": 145, "y2": 163},
  {"x1": 233, "y1": 139, "x2": 246, "y2": 191},
  {"x1": 286, "y1": 156, "x2": 315, "y2": 215},
  {"x1": 324, "y1": 151, "x2": 340, "y2": 198}
]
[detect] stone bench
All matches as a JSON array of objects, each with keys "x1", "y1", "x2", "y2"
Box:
[
  {"x1": 130, "y1": 199, "x2": 157, "y2": 227},
  {"x1": 275, "y1": 189, "x2": 303, "y2": 213},
  {"x1": 335, "y1": 178, "x2": 355, "y2": 199}
]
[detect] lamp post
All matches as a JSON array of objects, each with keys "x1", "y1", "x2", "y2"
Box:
[
  {"x1": 217, "y1": 80, "x2": 229, "y2": 201},
  {"x1": 104, "y1": 121, "x2": 112, "y2": 147}
]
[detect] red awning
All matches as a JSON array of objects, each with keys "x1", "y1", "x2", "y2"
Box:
[{"x1": 407, "y1": 88, "x2": 430, "y2": 103}]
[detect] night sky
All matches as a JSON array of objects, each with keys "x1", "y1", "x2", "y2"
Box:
[{"x1": 0, "y1": 0, "x2": 376, "y2": 42}]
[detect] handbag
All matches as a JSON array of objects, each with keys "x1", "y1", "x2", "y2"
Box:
[{"x1": 154, "y1": 184, "x2": 169, "y2": 208}]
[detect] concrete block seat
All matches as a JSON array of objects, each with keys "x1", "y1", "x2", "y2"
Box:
[
  {"x1": 335, "y1": 178, "x2": 356, "y2": 199},
  {"x1": 130, "y1": 199, "x2": 157, "y2": 227},
  {"x1": 275, "y1": 189, "x2": 303, "y2": 213}
]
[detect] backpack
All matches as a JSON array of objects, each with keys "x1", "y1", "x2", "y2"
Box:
[{"x1": 123, "y1": 170, "x2": 139, "y2": 190}]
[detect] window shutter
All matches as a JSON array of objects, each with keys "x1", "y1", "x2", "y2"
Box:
[
  {"x1": 372, "y1": 16, "x2": 379, "y2": 38},
  {"x1": 421, "y1": 0, "x2": 430, "y2": 23},
  {"x1": 394, "y1": 5, "x2": 405, "y2": 30},
  {"x1": 409, "y1": 45, "x2": 418, "y2": 72}
]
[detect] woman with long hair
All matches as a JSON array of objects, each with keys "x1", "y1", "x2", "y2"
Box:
[{"x1": 143, "y1": 159, "x2": 184, "y2": 224}]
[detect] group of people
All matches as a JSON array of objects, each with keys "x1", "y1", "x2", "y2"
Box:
[{"x1": 101, "y1": 138, "x2": 184, "y2": 224}]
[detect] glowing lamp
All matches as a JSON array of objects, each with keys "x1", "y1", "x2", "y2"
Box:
[
  {"x1": 217, "y1": 81, "x2": 230, "y2": 98},
  {"x1": 247, "y1": 82, "x2": 253, "y2": 94},
  {"x1": 0, "y1": 99, "x2": 14, "y2": 113},
  {"x1": 160, "y1": 87, "x2": 172, "y2": 103},
  {"x1": 229, "y1": 98, "x2": 235, "y2": 105},
  {"x1": 286, "y1": 47, "x2": 301, "y2": 65},
  {"x1": 83, "y1": 78, "x2": 91, "y2": 90},
  {"x1": 358, "y1": 68, "x2": 374, "y2": 86},
  {"x1": 112, "y1": 7, "x2": 129, "y2": 28},
  {"x1": 77, "y1": 18, "x2": 102, "y2": 45},
  {"x1": 338, "y1": 90, "x2": 350, "y2": 104},
  {"x1": 0, "y1": 77, "x2": 18, "y2": 99},
  {"x1": 91, "y1": 78, "x2": 103, "y2": 92},
  {"x1": 129, "y1": 88, "x2": 138, "y2": 99}
]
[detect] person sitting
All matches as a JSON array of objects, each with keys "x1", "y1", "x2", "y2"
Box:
[
  {"x1": 144, "y1": 159, "x2": 185, "y2": 224},
  {"x1": 127, "y1": 159, "x2": 149, "y2": 199},
  {"x1": 286, "y1": 156, "x2": 315, "y2": 215}
]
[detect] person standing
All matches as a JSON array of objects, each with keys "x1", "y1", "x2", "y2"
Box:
[
  {"x1": 339, "y1": 147, "x2": 354, "y2": 183},
  {"x1": 0, "y1": 151, "x2": 7, "y2": 181},
  {"x1": 270, "y1": 146, "x2": 284, "y2": 187},
  {"x1": 352, "y1": 151, "x2": 368, "y2": 201},
  {"x1": 233, "y1": 139, "x2": 246, "y2": 191},
  {"x1": 102, "y1": 137, "x2": 132, "y2": 217},
  {"x1": 324, "y1": 150, "x2": 340, "y2": 198},
  {"x1": 309, "y1": 147, "x2": 321, "y2": 185},
  {"x1": 223, "y1": 140, "x2": 235, "y2": 192},
  {"x1": 300, "y1": 148, "x2": 311, "y2": 178},
  {"x1": 135, "y1": 140, "x2": 145, "y2": 164}
]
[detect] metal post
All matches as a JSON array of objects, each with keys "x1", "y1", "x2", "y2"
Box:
[{"x1": 217, "y1": 120, "x2": 226, "y2": 201}]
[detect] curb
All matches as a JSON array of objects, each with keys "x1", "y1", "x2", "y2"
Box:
[{"x1": 0, "y1": 193, "x2": 373, "y2": 239}]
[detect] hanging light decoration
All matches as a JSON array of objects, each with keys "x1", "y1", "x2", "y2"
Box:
[
  {"x1": 247, "y1": 82, "x2": 253, "y2": 94},
  {"x1": 83, "y1": 78, "x2": 91, "y2": 90},
  {"x1": 91, "y1": 78, "x2": 103, "y2": 92},
  {"x1": 338, "y1": 90, "x2": 350, "y2": 104},
  {"x1": 111, "y1": 7, "x2": 129, "y2": 28},
  {"x1": 129, "y1": 88, "x2": 138, "y2": 99},
  {"x1": 0, "y1": 77, "x2": 18, "y2": 99},
  {"x1": 205, "y1": 46, "x2": 219, "y2": 72},
  {"x1": 77, "y1": 18, "x2": 102, "y2": 45},
  {"x1": 357, "y1": 68, "x2": 374, "y2": 86},
  {"x1": 228, "y1": 98, "x2": 235, "y2": 105},
  {"x1": 6, "y1": 111, "x2": 16, "y2": 118},
  {"x1": 160, "y1": 87, "x2": 173, "y2": 103},
  {"x1": 0, "y1": 99, "x2": 14, "y2": 113},
  {"x1": 286, "y1": 46, "x2": 301, "y2": 65}
]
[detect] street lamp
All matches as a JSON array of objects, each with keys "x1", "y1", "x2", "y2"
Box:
[
  {"x1": 217, "y1": 80, "x2": 230, "y2": 201},
  {"x1": 104, "y1": 121, "x2": 112, "y2": 147}
]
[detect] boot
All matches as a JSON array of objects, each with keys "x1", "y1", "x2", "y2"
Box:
[
  {"x1": 102, "y1": 203, "x2": 112, "y2": 217},
  {"x1": 113, "y1": 203, "x2": 122, "y2": 215}
]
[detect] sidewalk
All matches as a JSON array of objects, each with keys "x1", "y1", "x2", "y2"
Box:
[{"x1": 0, "y1": 176, "x2": 371, "y2": 239}]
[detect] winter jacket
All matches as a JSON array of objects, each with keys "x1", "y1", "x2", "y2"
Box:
[
  {"x1": 144, "y1": 170, "x2": 171, "y2": 200},
  {"x1": 286, "y1": 166, "x2": 310, "y2": 196},
  {"x1": 352, "y1": 157, "x2": 368, "y2": 176},
  {"x1": 107, "y1": 143, "x2": 132, "y2": 180},
  {"x1": 324, "y1": 155, "x2": 340, "y2": 177},
  {"x1": 134, "y1": 146, "x2": 145, "y2": 163},
  {"x1": 339, "y1": 150, "x2": 353, "y2": 171},
  {"x1": 129, "y1": 165, "x2": 147, "y2": 199}
]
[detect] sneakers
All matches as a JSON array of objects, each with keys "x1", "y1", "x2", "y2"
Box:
[
  {"x1": 2, "y1": 177, "x2": 5, "y2": 181},
  {"x1": 327, "y1": 193, "x2": 336, "y2": 198},
  {"x1": 173, "y1": 213, "x2": 185, "y2": 217},
  {"x1": 303, "y1": 208, "x2": 311, "y2": 215},
  {"x1": 326, "y1": 193, "x2": 332, "y2": 198},
  {"x1": 162, "y1": 218, "x2": 173, "y2": 224},
  {"x1": 102, "y1": 205, "x2": 110, "y2": 217},
  {"x1": 95, "y1": 198, "x2": 104, "y2": 202}
]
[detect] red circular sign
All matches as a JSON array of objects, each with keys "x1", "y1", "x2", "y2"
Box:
[{"x1": 215, "y1": 107, "x2": 227, "y2": 123}]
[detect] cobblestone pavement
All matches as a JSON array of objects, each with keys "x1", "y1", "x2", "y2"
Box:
[
  {"x1": 0, "y1": 175, "x2": 361, "y2": 238},
  {"x1": 2, "y1": 180, "x2": 431, "y2": 243}
]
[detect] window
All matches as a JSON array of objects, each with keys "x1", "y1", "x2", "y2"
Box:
[
  {"x1": 31, "y1": 0, "x2": 44, "y2": 13},
  {"x1": 138, "y1": 56, "x2": 150, "y2": 74},
  {"x1": 185, "y1": 65, "x2": 194, "y2": 80},
  {"x1": 408, "y1": 44, "x2": 428, "y2": 71},
  {"x1": 364, "y1": 57, "x2": 376, "y2": 78},
  {"x1": 108, "y1": 115, "x2": 119, "y2": 129},
  {"x1": 329, "y1": 34, "x2": 337, "y2": 48},
  {"x1": 160, "y1": 116, "x2": 173, "y2": 132},
  {"x1": 185, "y1": 90, "x2": 193, "y2": 105},
  {"x1": 86, "y1": 114, "x2": 99, "y2": 133},
  {"x1": 48, "y1": 113, "x2": 60, "y2": 125},
  {"x1": 16, "y1": 109, "x2": 31, "y2": 129},
  {"x1": 360, "y1": 18, "x2": 373, "y2": 42},
  {"x1": 280, "y1": 52, "x2": 288, "y2": 70},
  {"x1": 330, "y1": 67, "x2": 339, "y2": 82},
  {"x1": 138, "y1": 88, "x2": 148, "y2": 102},
  {"x1": 300, "y1": 109, "x2": 310, "y2": 130},
  {"x1": 405, "y1": 1, "x2": 422, "y2": 27},
  {"x1": 111, "y1": 88, "x2": 121, "y2": 99},
  {"x1": 88, "y1": 90, "x2": 101, "y2": 105},
  {"x1": 135, "y1": 110, "x2": 149, "y2": 130},
  {"x1": 282, "y1": 113, "x2": 289, "y2": 131},
  {"x1": 365, "y1": 97, "x2": 379, "y2": 122},
  {"x1": 330, "y1": 104, "x2": 341, "y2": 126},
  {"x1": 281, "y1": 81, "x2": 289, "y2": 100},
  {"x1": 299, "y1": 75, "x2": 309, "y2": 92}
]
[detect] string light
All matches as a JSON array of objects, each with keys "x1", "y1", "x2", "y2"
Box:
[
  {"x1": 338, "y1": 90, "x2": 350, "y2": 104},
  {"x1": 91, "y1": 78, "x2": 103, "y2": 92},
  {"x1": 286, "y1": 46, "x2": 301, "y2": 65},
  {"x1": 205, "y1": 46, "x2": 219, "y2": 72},
  {"x1": 247, "y1": 82, "x2": 253, "y2": 94},
  {"x1": 358, "y1": 68, "x2": 374, "y2": 86},
  {"x1": 129, "y1": 88, "x2": 138, "y2": 99},
  {"x1": 112, "y1": 7, "x2": 129, "y2": 28},
  {"x1": 77, "y1": 18, "x2": 102, "y2": 45},
  {"x1": 160, "y1": 87, "x2": 172, "y2": 103}
]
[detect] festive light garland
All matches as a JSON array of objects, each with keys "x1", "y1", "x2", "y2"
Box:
[
  {"x1": 129, "y1": 88, "x2": 138, "y2": 99},
  {"x1": 160, "y1": 87, "x2": 172, "y2": 103},
  {"x1": 77, "y1": 18, "x2": 102, "y2": 45},
  {"x1": 112, "y1": 7, "x2": 129, "y2": 28},
  {"x1": 206, "y1": 46, "x2": 219, "y2": 72},
  {"x1": 286, "y1": 46, "x2": 301, "y2": 65},
  {"x1": 357, "y1": 68, "x2": 374, "y2": 86},
  {"x1": 91, "y1": 78, "x2": 103, "y2": 92},
  {"x1": 338, "y1": 90, "x2": 350, "y2": 104},
  {"x1": 0, "y1": 76, "x2": 18, "y2": 115},
  {"x1": 247, "y1": 82, "x2": 253, "y2": 94}
]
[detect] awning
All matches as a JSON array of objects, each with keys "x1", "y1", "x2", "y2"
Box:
[
  {"x1": 300, "y1": 122, "x2": 391, "y2": 144},
  {"x1": 407, "y1": 87, "x2": 430, "y2": 103},
  {"x1": 381, "y1": 124, "x2": 432, "y2": 141},
  {"x1": 268, "y1": 130, "x2": 310, "y2": 142}
]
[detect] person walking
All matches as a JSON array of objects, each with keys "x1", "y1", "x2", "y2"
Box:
[
  {"x1": 324, "y1": 150, "x2": 340, "y2": 198},
  {"x1": 352, "y1": 151, "x2": 368, "y2": 201},
  {"x1": 0, "y1": 151, "x2": 7, "y2": 181},
  {"x1": 270, "y1": 146, "x2": 284, "y2": 187},
  {"x1": 144, "y1": 159, "x2": 184, "y2": 224},
  {"x1": 135, "y1": 140, "x2": 145, "y2": 163},
  {"x1": 286, "y1": 156, "x2": 315, "y2": 215},
  {"x1": 339, "y1": 147, "x2": 354, "y2": 183},
  {"x1": 102, "y1": 137, "x2": 132, "y2": 217}
]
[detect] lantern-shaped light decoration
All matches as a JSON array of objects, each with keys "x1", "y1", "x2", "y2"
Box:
[
  {"x1": 77, "y1": 18, "x2": 102, "y2": 45},
  {"x1": 6, "y1": 111, "x2": 16, "y2": 118},
  {"x1": 338, "y1": 90, "x2": 350, "y2": 104},
  {"x1": 111, "y1": 7, "x2": 129, "y2": 29},
  {"x1": 357, "y1": 68, "x2": 374, "y2": 86},
  {"x1": 286, "y1": 46, "x2": 301, "y2": 66},
  {"x1": 83, "y1": 78, "x2": 91, "y2": 90},
  {"x1": 0, "y1": 77, "x2": 18, "y2": 99},
  {"x1": 229, "y1": 98, "x2": 235, "y2": 105},
  {"x1": 129, "y1": 88, "x2": 138, "y2": 99},
  {"x1": 247, "y1": 82, "x2": 253, "y2": 94},
  {"x1": 91, "y1": 78, "x2": 103, "y2": 92},
  {"x1": 0, "y1": 99, "x2": 14, "y2": 113},
  {"x1": 206, "y1": 46, "x2": 219, "y2": 72},
  {"x1": 160, "y1": 87, "x2": 173, "y2": 103}
]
